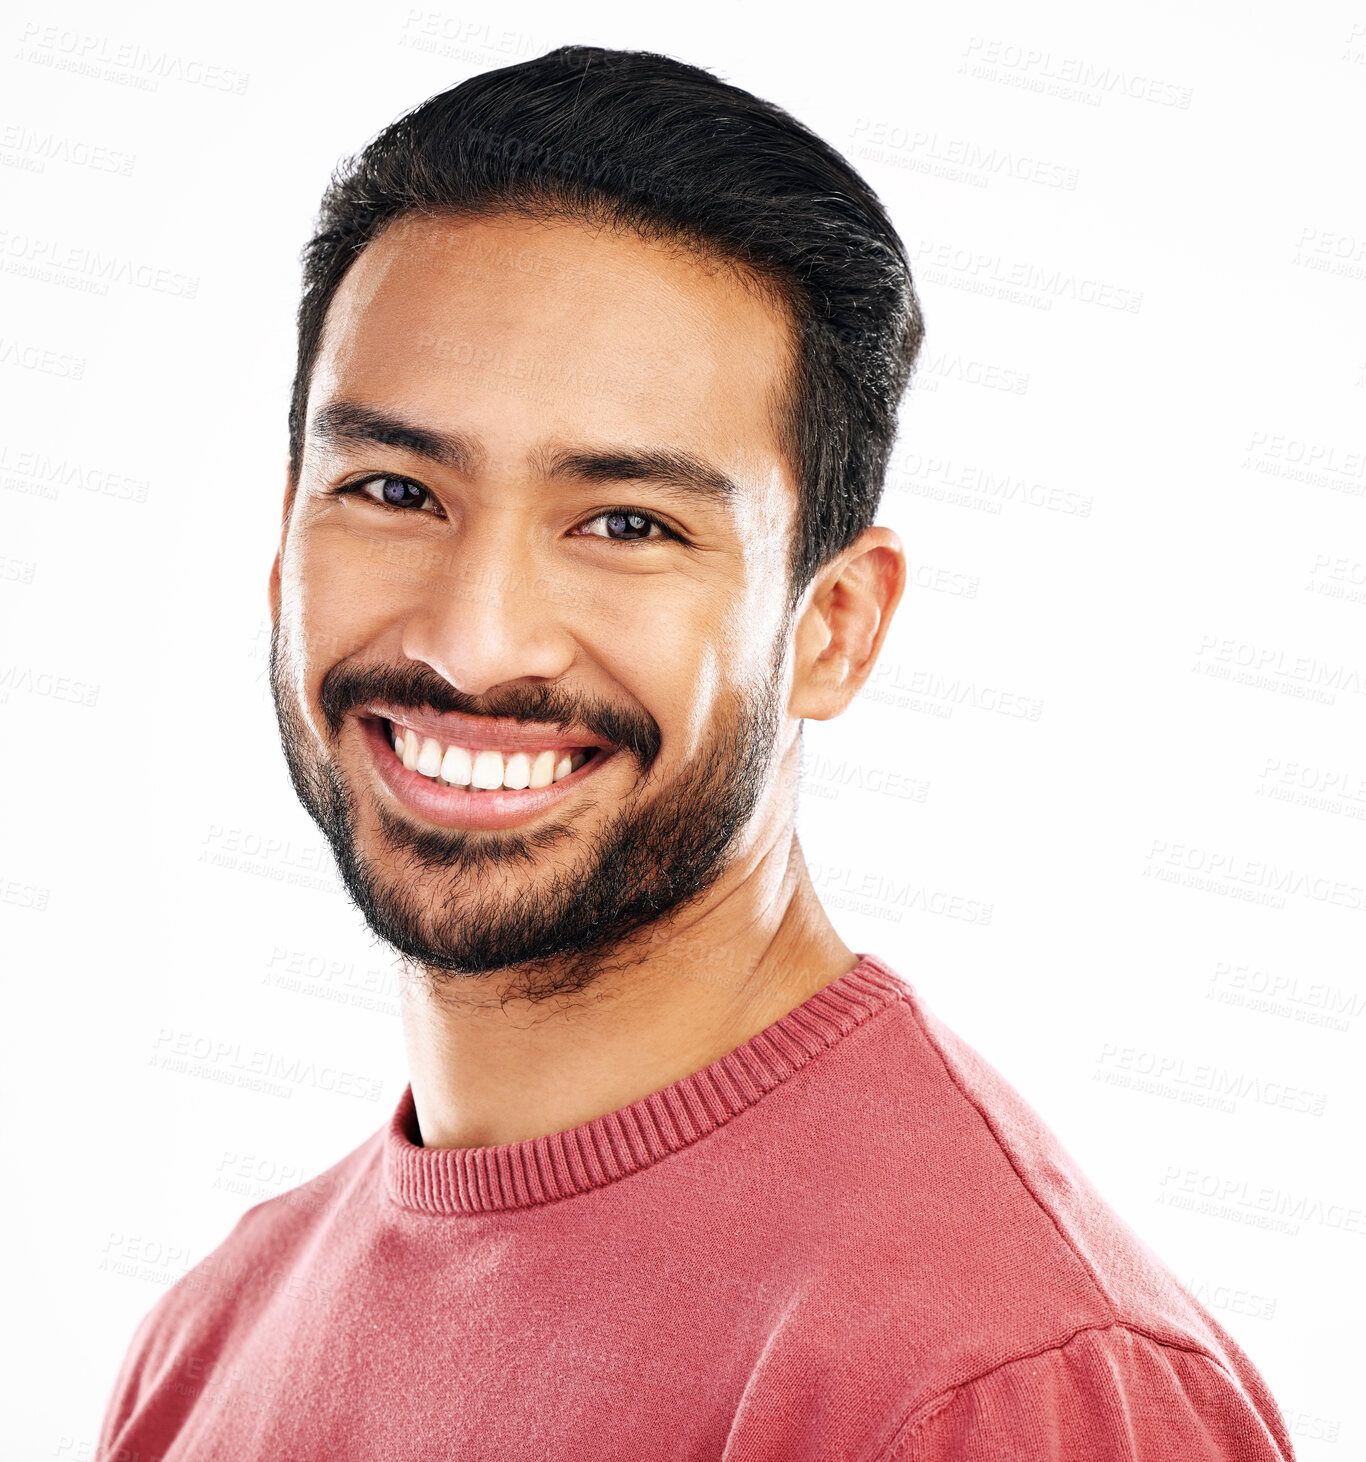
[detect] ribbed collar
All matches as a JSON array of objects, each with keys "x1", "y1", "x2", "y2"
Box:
[{"x1": 383, "y1": 952, "x2": 908, "y2": 1215}]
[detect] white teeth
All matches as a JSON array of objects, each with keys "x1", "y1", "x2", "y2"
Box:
[
  {"x1": 439, "y1": 744, "x2": 472, "y2": 787},
  {"x1": 388, "y1": 721, "x2": 598, "y2": 791},
  {"x1": 416, "y1": 737, "x2": 443, "y2": 777},
  {"x1": 470, "y1": 749, "x2": 505, "y2": 790}
]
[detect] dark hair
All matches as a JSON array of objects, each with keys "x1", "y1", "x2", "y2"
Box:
[{"x1": 289, "y1": 45, "x2": 924, "y2": 612}]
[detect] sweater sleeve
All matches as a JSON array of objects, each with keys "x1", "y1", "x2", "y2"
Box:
[
  {"x1": 95, "y1": 1302, "x2": 159, "y2": 1460},
  {"x1": 886, "y1": 1324, "x2": 1295, "y2": 1462}
]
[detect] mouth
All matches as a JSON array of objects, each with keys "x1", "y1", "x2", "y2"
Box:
[{"x1": 358, "y1": 712, "x2": 618, "y2": 831}]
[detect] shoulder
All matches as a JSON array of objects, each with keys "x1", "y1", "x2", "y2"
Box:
[
  {"x1": 183, "y1": 1123, "x2": 386, "y2": 1300},
  {"x1": 803, "y1": 960, "x2": 1288, "y2": 1443},
  {"x1": 873, "y1": 975, "x2": 1219, "y2": 1335},
  {"x1": 881, "y1": 1322, "x2": 1295, "y2": 1461},
  {"x1": 97, "y1": 1126, "x2": 385, "y2": 1452}
]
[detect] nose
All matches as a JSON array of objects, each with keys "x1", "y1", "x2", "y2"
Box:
[{"x1": 398, "y1": 519, "x2": 578, "y2": 698}]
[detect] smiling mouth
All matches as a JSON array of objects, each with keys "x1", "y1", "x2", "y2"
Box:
[
  {"x1": 358, "y1": 712, "x2": 617, "y2": 831},
  {"x1": 377, "y1": 716, "x2": 604, "y2": 791}
]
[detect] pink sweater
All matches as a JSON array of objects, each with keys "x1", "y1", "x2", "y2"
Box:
[{"x1": 98, "y1": 953, "x2": 1295, "y2": 1459}]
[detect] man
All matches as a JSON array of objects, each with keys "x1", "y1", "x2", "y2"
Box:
[{"x1": 97, "y1": 45, "x2": 1294, "y2": 1461}]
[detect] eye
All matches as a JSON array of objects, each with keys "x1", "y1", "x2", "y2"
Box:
[
  {"x1": 330, "y1": 475, "x2": 440, "y2": 515},
  {"x1": 577, "y1": 508, "x2": 673, "y2": 544}
]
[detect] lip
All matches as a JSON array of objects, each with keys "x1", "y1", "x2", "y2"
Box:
[{"x1": 359, "y1": 714, "x2": 619, "y2": 830}]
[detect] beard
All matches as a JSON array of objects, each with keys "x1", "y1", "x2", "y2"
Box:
[{"x1": 268, "y1": 618, "x2": 790, "y2": 1004}]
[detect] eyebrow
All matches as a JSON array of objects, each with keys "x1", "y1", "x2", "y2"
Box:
[
  {"x1": 308, "y1": 400, "x2": 739, "y2": 509},
  {"x1": 310, "y1": 401, "x2": 479, "y2": 473}
]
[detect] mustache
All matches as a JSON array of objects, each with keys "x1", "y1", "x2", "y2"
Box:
[{"x1": 311, "y1": 656, "x2": 662, "y2": 765}]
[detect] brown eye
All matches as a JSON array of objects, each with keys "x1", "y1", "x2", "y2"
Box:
[
  {"x1": 581, "y1": 509, "x2": 667, "y2": 542},
  {"x1": 361, "y1": 476, "x2": 429, "y2": 510},
  {"x1": 330, "y1": 475, "x2": 440, "y2": 514}
]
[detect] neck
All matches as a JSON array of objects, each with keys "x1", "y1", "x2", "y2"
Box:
[{"x1": 398, "y1": 831, "x2": 856, "y2": 1150}]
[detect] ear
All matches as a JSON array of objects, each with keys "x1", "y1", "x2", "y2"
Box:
[
  {"x1": 788, "y1": 527, "x2": 906, "y2": 722},
  {"x1": 267, "y1": 464, "x2": 295, "y2": 625}
]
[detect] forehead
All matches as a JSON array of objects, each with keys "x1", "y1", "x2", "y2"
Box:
[{"x1": 309, "y1": 211, "x2": 796, "y2": 473}]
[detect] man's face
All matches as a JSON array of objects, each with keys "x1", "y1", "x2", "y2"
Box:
[{"x1": 269, "y1": 211, "x2": 803, "y2": 998}]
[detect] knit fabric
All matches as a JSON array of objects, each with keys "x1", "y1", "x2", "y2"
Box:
[{"x1": 97, "y1": 953, "x2": 1295, "y2": 1460}]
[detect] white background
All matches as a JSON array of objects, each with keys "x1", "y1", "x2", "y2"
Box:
[{"x1": 2, "y1": 0, "x2": 1363, "y2": 1456}]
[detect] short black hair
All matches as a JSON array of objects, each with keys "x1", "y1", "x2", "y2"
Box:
[{"x1": 289, "y1": 44, "x2": 924, "y2": 612}]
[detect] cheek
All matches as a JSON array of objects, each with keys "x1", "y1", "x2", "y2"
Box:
[
  {"x1": 280, "y1": 530, "x2": 390, "y2": 695},
  {"x1": 569, "y1": 580, "x2": 723, "y2": 757}
]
